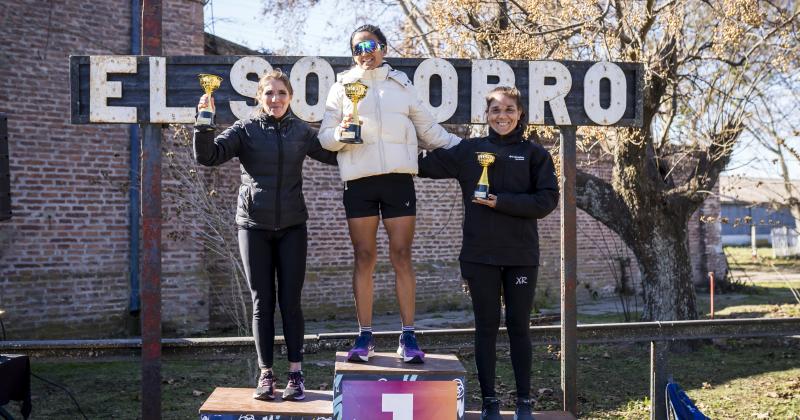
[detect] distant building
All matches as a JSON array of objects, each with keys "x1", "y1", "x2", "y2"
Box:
[{"x1": 719, "y1": 176, "x2": 799, "y2": 245}]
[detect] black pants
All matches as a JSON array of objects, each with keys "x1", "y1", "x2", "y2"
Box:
[
  {"x1": 238, "y1": 224, "x2": 307, "y2": 369},
  {"x1": 461, "y1": 261, "x2": 538, "y2": 400}
]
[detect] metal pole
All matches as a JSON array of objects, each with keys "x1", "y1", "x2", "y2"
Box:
[
  {"x1": 650, "y1": 341, "x2": 668, "y2": 420},
  {"x1": 709, "y1": 272, "x2": 715, "y2": 319},
  {"x1": 750, "y1": 208, "x2": 757, "y2": 261},
  {"x1": 140, "y1": 0, "x2": 162, "y2": 418},
  {"x1": 560, "y1": 126, "x2": 577, "y2": 415}
]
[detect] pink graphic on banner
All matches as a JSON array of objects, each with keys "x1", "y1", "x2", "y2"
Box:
[{"x1": 342, "y1": 380, "x2": 456, "y2": 420}]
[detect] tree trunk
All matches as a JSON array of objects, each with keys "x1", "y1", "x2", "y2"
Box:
[{"x1": 633, "y1": 219, "x2": 698, "y2": 321}]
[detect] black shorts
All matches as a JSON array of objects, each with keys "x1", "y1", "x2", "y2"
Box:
[{"x1": 343, "y1": 173, "x2": 416, "y2": 219}]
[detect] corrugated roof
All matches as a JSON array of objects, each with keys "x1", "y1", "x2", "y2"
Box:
[{"x1": 719, "y1": 176, "x2": 800, "y2": 204}]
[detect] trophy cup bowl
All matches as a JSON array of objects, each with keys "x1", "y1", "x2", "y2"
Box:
[
  {"x1": 474, "y1": 152, "x2": 496, "y2": 199},
  {"x1": 197, "y1": 73, "x2": 223, "y2": 127},
  {"x1": 340, "y1": 81, "x2": 369, "y2": 144}
]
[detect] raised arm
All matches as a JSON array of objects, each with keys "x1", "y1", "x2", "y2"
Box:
[
  {"x1": 304, "y1": 125, "x2": 338, "y2": 166},
  {"x1": 493, "y1": 146, "x2": 559, "y2": 219},
  {"x1": 193, "y1": 120, "x2": 245, "y2": 167},
  {"x1": 408, "y1": 93, "x2": 461, "y2": 151},
  {"x1": 417, "y1": 142, "x2": 464, "y2": 180}
]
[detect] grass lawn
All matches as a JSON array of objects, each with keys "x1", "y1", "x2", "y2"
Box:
[
  {"x1": 3, "y1": 339, "x2": 798, "y2": 419},
  {"x1": 725, "y1": 246, "x2": 800, "y2": 271}
]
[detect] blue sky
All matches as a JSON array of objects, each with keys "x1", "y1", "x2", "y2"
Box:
[{"x1": 203, "y1": 0, "x2": 798, "y2": 180}]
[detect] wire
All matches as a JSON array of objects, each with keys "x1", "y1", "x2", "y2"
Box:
[{"x1": 30, "y1": 372, "x2": 89, "y2": 420}]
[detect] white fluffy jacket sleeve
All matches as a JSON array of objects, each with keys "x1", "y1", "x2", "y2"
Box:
[
  {"x1": 319, "y1": 82, "x2": 347, "y2": 152},
  {"x1": 408, "y1": 93, "x2": 461, "y2": 151}
]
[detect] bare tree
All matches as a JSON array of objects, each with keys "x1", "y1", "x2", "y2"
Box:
[{"x1": 165, "y1": 126, "x2": 251, "y2": 335}]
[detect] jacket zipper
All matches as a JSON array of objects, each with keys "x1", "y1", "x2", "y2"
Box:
[
  {"x1": 375, "y1": 82, "x2": 386, "y2": 172},
  {"x1": 275, "y1": 120, "x2": 283, "y2": 230}
]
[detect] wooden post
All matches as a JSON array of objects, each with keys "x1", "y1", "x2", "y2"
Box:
[
  {"x1": 650, "y1": 341, "x2": 668, "y2": 420},
  {"x1": 560, "y1": 126, "x2": 577, "y2": 415},
  {"x1": 140, "y1": 1, "x2": 162, "y2": 418}
]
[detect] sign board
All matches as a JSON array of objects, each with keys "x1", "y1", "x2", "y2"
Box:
[{"x1": 70, "y1": 56, "x2": 643, "y2": 127}]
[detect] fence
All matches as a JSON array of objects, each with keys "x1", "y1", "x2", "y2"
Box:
[{"x1": 2, "y1": 317, "x2": 799, "y2": 419}]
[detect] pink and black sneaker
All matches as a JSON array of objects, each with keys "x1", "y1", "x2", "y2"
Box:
[
  {"x1": 253, "y1": 370, "x2": 275, "y2": 400},
  {"x1": 282, "y1": 370, "x2": 305, "y2": 401}
]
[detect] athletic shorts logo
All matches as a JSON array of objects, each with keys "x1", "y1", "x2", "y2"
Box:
[
  {"x1": 405, "y1": 201, "x2": 410, "y2": 207},
  {"x1": 516, "y1": 276, "x2": 528, "y2": 285}
]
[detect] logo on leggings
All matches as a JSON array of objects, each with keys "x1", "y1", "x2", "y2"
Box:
[
  {"x1": 516, "y1": 276, "x2": 528, "y2": 285},
  {"x1": 405, "y1": 201, "x2": 410, "y2": 207}
]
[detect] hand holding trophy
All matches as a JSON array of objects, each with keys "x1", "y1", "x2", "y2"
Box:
[
  {"x1": 339, "y1": 81, "x2": 369, "y2": 144},
  {"x1": 196, "y1": 73, "x2": 223, "y2": 129},
  {"x1": 474, "y1": 152, "x2": 496, "y2": 199}
]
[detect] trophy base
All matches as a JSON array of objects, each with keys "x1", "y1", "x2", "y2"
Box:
[
  {"x1": 197, "y1": 110, "x2": 215, "y2": 127},
  {"x1": 339, "y1": 124, "x2": 363, "y2": 144},
  {"x1": 474, "y1": 185, "x2": 489, "y2": 199}
]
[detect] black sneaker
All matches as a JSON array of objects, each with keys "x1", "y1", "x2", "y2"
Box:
[
  {"x1": 514, "y1": 397, "x2": 535, "y2": 420},
  {"x1": 253, "y1": 370, "x2": 275, "y2": 400},
  {"x1": 481, "y1": 397, "x2": 502, "y2": 420},
  {"x1": 282, "y1": 370, "x2": 306, "y2": 401}
]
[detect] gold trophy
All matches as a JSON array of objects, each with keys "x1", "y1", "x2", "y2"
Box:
[
  {"x1": 340, "y1": 81, "x2": 369, "y2": 144},
  {"x1": 197, "y1": 73, "x2": 223, "y2": 127},
  {"x1": 474, "y1": 152, "x2": 496, "y2": 199}
]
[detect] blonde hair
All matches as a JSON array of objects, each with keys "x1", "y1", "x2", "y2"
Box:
[{"x1": 254, "y1": 69, "x2": 293, "y2": 117}]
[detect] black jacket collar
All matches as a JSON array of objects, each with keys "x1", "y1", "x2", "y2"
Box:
[
  {"x1": 258, "y1": 111, "x2": 296, "y2": 127},
  {"x1": 487, "y1": 123, "x2": 525, "y2": 145}
]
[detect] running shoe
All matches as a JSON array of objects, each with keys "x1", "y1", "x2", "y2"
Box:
[
  {"x1": 253, "y1": 370, "x2": 275, "y2": 401},
  {"x1": 396, "y1": 331, "x2": 425, "y2": 363},
  {"x1": 347, "y1": 332, "x2": 375, "y2": 362},
  {"x1": 514, "y1": 397, "x2": 535, "y2": 420},
  {"x1": 282, "y1": 370, "x2": 305, "y2": 401},
  {"x1": 481, "y1": 397, "x2": 502, "y2": 420}
]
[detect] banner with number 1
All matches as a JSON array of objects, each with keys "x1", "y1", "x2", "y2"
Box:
[{"x1": 342, "y1": 380, "x2": 457, "y2": 420}]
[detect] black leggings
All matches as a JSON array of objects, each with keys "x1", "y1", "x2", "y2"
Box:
[
  {"x1": 238, "y1": 224, "x2": 307, "y2": 369},
  {"x1": 461, "y1": 261, "x2": 538, "y2": 400}
]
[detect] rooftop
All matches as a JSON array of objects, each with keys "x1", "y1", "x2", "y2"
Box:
[{"x1": 719, "y1": 175, "x2": 800, "y2": 205}]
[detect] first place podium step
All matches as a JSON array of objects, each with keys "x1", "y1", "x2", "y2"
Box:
[{"x1": 333, "y1": 352, "x2": 467, "y2": 420}]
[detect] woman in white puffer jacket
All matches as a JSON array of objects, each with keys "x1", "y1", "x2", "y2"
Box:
[{"x1": 319, "y1": 24, "x2": 459, "y2": 364}]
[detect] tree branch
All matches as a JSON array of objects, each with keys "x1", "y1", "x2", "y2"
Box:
[{"x1": 577, "y1": 169, "x2": 636, "y2": 245}]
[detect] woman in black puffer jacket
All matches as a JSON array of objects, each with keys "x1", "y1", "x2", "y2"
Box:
[
  {"x1": 418, "y1": 86, "x2": 559, "y2": 420},
  {"x1": 193, "y1": 69, "x2": 337, "y2": 402}
]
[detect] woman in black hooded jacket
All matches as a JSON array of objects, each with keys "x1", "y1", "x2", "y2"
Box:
[
  {"x1": 418, "y1": 86, "x2": 559, "y2": 420},
  {"x1": 193, "y1": 69, "x2": 337, "y2": 402}
]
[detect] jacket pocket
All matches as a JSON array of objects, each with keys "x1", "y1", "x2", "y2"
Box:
[{"x1": 237, "y1": 185, "x2": 251, "y2": 217}]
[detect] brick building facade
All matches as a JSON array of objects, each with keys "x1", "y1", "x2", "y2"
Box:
[{"x1": 0, "y1": 0, "x2": 725, "y2": 339}]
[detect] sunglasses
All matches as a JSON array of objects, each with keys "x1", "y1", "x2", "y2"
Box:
[{"x1": 352, "y1": 39, "x2": 384, "y2": 56}]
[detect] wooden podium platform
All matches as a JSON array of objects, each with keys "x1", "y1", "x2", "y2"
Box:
[
  {"x1": 198, "y1": 353, "x2": 575, "y2": 419},
  {"x1": 199, "y1": 387, "x2": 332, "y2": 420}
]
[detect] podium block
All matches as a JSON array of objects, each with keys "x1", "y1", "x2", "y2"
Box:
[
  {"x1": 333, "y1": 352, "x2": 467, "y2": 420},
  {"x1": 199, "y1": 387, "x2": 333, "y2": 420}
]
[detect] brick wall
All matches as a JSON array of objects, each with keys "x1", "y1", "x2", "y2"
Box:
[
  {"x1": 0, "y1": 0, "x2": 206, "y2": 339},
  {"x1": 0, "y1": 0, "x2": 726, "y2": 338}
]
